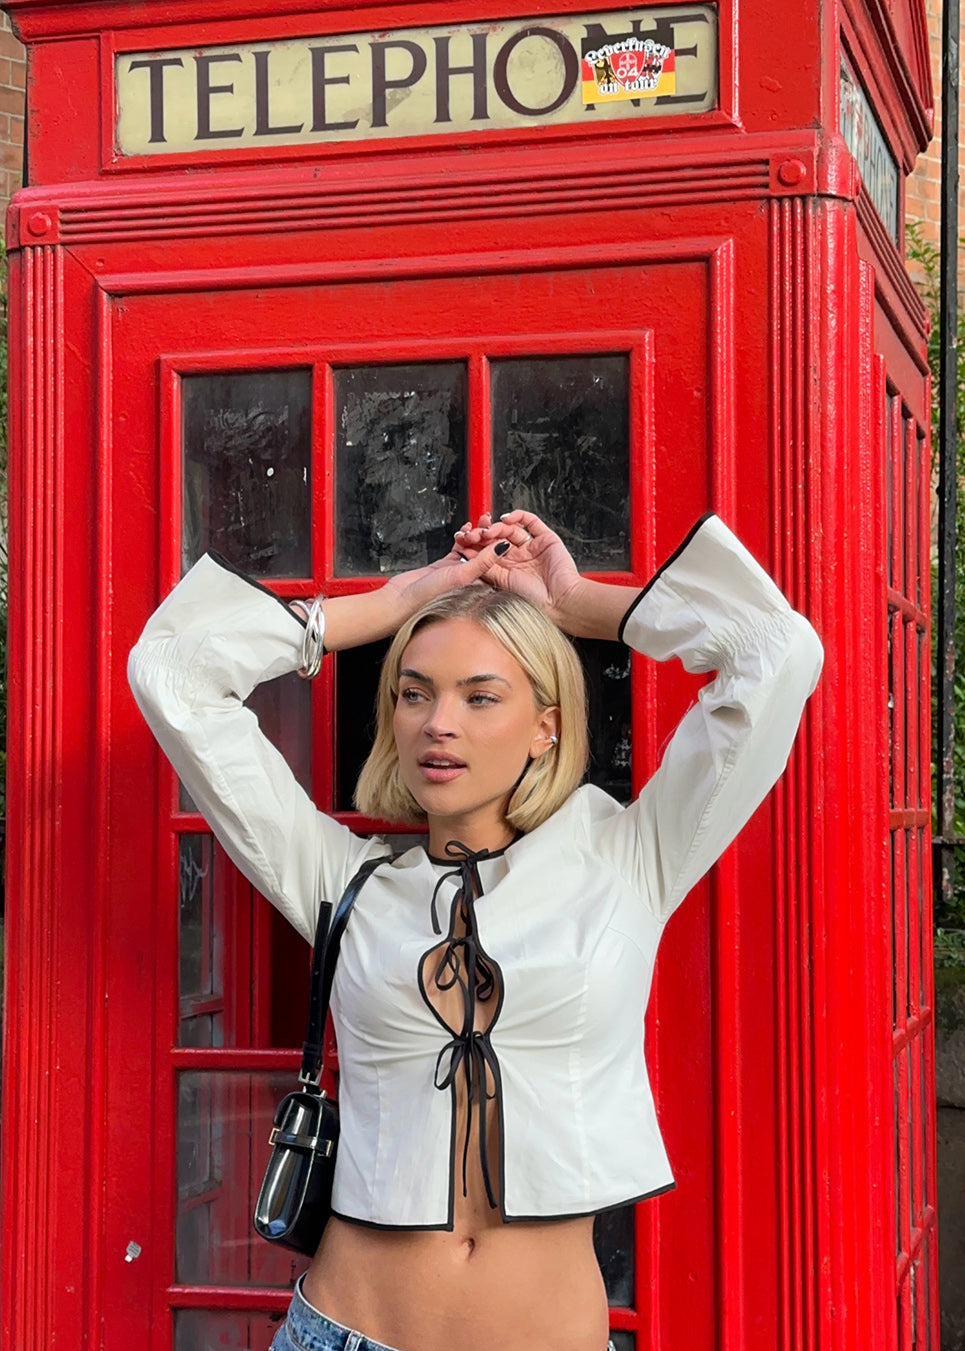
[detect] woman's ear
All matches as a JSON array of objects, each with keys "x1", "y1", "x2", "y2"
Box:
[{"x1": 530, "y1": 706, "x2": 561, "y2": 758}]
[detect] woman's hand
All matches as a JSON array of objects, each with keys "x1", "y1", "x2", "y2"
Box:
[
  {"x1": 456, "y1": 511, "x2": 583, "y2": 628},
  {"x1": 381, "y1": 536, "x2": 506, "y2": 617},
  {"x1": 310, "y1": 535, "x2": 512, "y2": 652}
]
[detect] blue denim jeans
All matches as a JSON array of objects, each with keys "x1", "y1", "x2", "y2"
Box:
[
  {"x1": 270, "y1": 1278, "x2": 617, "y2": 1351},
  {"x1": 270, "y1": 1280, "x2": 401, "y2": 1351}
]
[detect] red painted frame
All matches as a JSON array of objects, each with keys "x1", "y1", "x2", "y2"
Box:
[{"x1": 0, "y1": 0, "x2": 936, "y2": 1346}]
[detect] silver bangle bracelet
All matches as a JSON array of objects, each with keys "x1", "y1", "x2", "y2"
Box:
[{"x1": 297, "y1": 595, "x2": 326, "y2": 679}]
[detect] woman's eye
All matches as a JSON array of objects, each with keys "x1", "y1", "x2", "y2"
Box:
[
  {"x1": 399, "y1": 687, "x2": 425, "y2": 704},
  {"x1": 467, "y1": 692, "x2": 498, "y2": 707}
]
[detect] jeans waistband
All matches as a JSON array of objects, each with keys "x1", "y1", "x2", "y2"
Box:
[
  {"x1": 285, "y1": 1279, "x2": 403, "y2": 1351},
  {"x1": 285, "y1": 1277, "x2": 617, "y2": 1351}
]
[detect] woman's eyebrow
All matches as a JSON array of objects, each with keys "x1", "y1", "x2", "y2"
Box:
[
  {"x1": 398, "y1": 668, "x2": 511, "y2": 688},
  {"x1": 458, "y1": 674, "x2": 511, "y2": 688}
]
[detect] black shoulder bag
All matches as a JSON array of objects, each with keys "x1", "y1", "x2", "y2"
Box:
[{"x1": 252, "y1": 854, "x2": 388, "y2": 1256}]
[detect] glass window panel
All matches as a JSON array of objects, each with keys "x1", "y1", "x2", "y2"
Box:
[
  {"x1": 576, "y1": 639, "x2": 632, "y2": 803},
  {"x1": 609, "y1": 1334, "x2": 636, "y2": 1351},
  {"x1": 176, "y1": 1070, "x2": 311, "y2": 1288},
  {"x1": 179, "y1": 834, "x2": 212, "y2": 1000},
  {"x1": 182, "y1": 369, "x2": 312, "y2": 577},
  {"x1": 593, "y1": 1205, "x2": 634, "y2": 1306},
  {"x1": 335, "y1": 639, "x2": 390, "y2": 812},
  {"x1": 491, "y1": 355, "x2": 630, "y2": 570},
  {"x1": 335, "y1": 363, "x2": 467, "y2": 575},
  {"x1": 179, "y1": 835, "x2": 225, "y2": 1049},
  {"x1": 179, "y1": 1015, "x2": 219, "y2": 1049},
  {"x1": 174, "y1": 1309, "x2": 285, "y2": 1351}
]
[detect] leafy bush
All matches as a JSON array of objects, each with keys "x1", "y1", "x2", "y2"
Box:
[{"x1": 906, "y1": 223, "x2": 965, "y2": 932}]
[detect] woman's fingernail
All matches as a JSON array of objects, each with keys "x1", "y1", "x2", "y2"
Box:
[{"x1": 494, "y1": 541, "x2": 510, "y2": 556}]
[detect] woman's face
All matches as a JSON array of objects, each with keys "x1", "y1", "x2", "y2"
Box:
[{"x1": 393, "y1": 617, "x2": 559, "y2": 850}]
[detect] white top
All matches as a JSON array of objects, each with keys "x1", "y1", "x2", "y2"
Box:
[{"x1": 127, "y1": 514, "x2": 823, "y2": 1228}]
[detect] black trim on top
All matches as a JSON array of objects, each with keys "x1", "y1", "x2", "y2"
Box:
[
  {"x1": 206, "y1": 549, "x2": 307, "y2": 629},
  {"x1": 616, "y1": 512, "x2": 717, "y2": 645},
  {"x1": 502, "y1": 1180, "x2": 677, "y2": 1223},
  {"x1": 424, "y1": 832, "x2": 523, "y2": 866},
  {"x1": 330, "y1": 1209, "x2": 456, "y2": 1234},
  {"x1": 329, "y1": 1182, "x2": 676, "y2": 1232}
]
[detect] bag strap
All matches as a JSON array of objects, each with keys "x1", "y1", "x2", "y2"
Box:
[{"x1": 299, "y1": 853, "x2": 389, "y2": 1086}]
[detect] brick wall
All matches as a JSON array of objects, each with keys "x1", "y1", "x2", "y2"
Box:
[
  {"x1": 0, "y1": 12, "x2": 23, "y2": 212},
  {"x1": 904, "y1": 0, "x2": 965, "y2": 286}
]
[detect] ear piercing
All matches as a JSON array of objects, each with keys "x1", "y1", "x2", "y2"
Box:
[{"x1": 548, "y1": 735, "x2": 559, "y2": 745}]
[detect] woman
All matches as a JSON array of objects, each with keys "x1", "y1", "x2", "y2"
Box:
[{"x1": 128, "y1": 508, "x2": 822, "y2": 1351}]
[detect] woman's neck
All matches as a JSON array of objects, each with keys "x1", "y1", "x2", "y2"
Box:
[{"x1": 426, "y1": 811, "x2": 515, "y2": 859}]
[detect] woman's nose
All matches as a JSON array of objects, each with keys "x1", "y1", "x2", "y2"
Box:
[{"x1": 423, "y1": 698, "x2": 458, "y2": 739}]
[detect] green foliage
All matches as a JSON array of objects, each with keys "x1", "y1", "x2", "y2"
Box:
[{"x1": 906, "y1": 223, "x2": 965, "y2": 930}]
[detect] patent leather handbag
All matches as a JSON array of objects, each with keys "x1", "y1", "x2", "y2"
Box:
[{"x1": 253, "y1": 854, "x2": 388, "y2": 1255}]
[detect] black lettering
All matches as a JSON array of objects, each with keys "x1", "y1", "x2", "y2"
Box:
[
  {"x1": 433, "y1": 33, "x2": 488, "y2": 124},
  {"x1": 493, "y1": 27, "x2": 578, "y2": 117},
  {"x1": 195, "y1": 53, "x2": 245, "y2": 140},
  {"x1": 253, "y1": 50, "x2": 304, "y2": 135},
  {"x1": 310, "y1": 44, "x2": 360, "y2": 132},
  {"x1": 128, "y1": 57, "x2": 184, "y2": 144},
  {"x1": 370, "y1": 40, "x2": 428, "y2": 128}
]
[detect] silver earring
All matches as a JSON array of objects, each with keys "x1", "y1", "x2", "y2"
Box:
[{"x1": 548, "y1": 734, "x2": 559, "y2": 745}]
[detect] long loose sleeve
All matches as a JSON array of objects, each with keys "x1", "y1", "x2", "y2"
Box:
[
  {"x1": 127, "y1": 553, "x2": 382, "y2": 942},
  {"x1": 597, "y1": 514, "x2": 823, "y2": 921}
]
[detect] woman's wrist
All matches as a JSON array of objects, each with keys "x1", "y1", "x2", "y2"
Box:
[
  {"x1": 302, "y1": 585, "x2": 406, "y2": 654},
  {"x1": 554, "y1": 577, "x2": 640, "y2": 641}
]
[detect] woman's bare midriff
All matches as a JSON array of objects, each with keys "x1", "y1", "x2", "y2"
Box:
[
  {"x1": 305, "y1": 1053, "x2": 608, "y2": 1351},
  {"x1": 303, "y1": 884, "x2": 609, "y2": 1351},
  {"x1": 304, "y1": 1209, "x2": 608, "y2": 1351}
]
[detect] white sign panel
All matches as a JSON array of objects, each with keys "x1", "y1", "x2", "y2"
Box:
[
  {"x1": 116, "y1": 7, "x2": 718, "y2": 156},
  {"x1": 840, "y1": 54, "x2": 899, "y2": 242}
]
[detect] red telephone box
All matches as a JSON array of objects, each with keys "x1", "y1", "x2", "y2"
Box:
[{"x1": 0, "y1": 2, "x2": 936, "y2": 1349}]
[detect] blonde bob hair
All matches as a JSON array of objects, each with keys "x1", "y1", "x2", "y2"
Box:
[{"x1": 355, "y1": 587, "x2": 588, "y2": 834}]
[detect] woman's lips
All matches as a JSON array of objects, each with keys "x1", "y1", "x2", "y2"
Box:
[{"x1": 418, "y1": 756, "x2": 467, "y2": 784}]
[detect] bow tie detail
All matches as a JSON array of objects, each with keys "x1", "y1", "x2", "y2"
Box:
[{"x1": 421, "y1": 838, "x2": 503, "y2": 1210}]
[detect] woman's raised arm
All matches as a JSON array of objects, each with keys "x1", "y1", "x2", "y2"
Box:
[
  {"x1": 127, "y1": 539, "x2": 509, "y2": 940},
  {"x1": 467, "y1": 510, "x2": 823, "y2": 922}
]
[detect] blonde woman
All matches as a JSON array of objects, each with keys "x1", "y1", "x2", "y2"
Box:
[{"x1": 129, "y1": 508, "x2": 822, "y2": 1351}]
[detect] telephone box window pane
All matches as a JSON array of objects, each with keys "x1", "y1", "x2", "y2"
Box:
[
  {"x1": 179, "y1": 669, "x2": 311, "y2": 812},
  {"x1": 593, "y1": 1205, "x2": 634, "y2": 1306},
  {"x1": 174, "y1": 1310, "x2": 284, "y2": 1351},
  {"x1": 491, "y1": 356, "x2": 629, "y2": 571},
  {"x1": 609, "y1": 1334, "x2": 636, "y2": 1351},
  {"x1": 335, "y1": 363, "x2": 467, "y2": 575},
  {"x1": 576, "y1": 639, "x2": 632, "y2": 802},
  {"x1": 182, "y1": 369, "x2": 312, "y2": 577},
  {"x1": 335, "y1": 639, "x2": 389, "y2": 812},
  {"x1": 176, "y1": 1070, "x2": 311, "y2": 1288},
  {"x1": 179, "y1": 835, "x2": 225, "y2": 1049}
]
